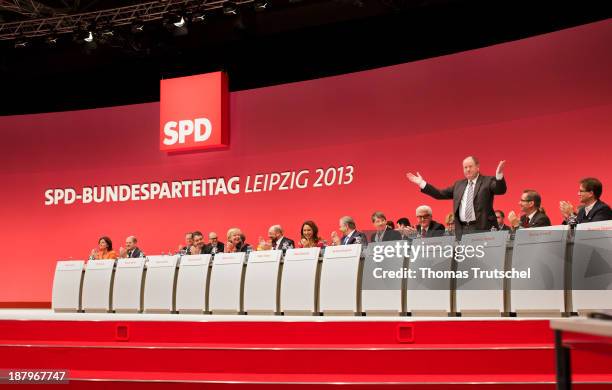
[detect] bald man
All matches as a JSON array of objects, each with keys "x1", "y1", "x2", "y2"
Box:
[
  {"x1": 407, "y1": 156, "x2": 507, "y2": 237},
  {"x1": 119, "y1": 236, "x2": 144, "y2": 258}
]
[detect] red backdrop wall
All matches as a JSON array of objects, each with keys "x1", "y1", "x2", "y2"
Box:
[{"x1": 1, "y1": 20, "x2": 611, "y2": 303}]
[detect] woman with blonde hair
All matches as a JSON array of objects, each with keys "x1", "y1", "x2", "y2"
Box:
[{"x1": 225, "y1": 228, "x2": 252, "y2": 253}]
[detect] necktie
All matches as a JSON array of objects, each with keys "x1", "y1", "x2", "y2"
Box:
[
  {"x1": 465, "y1": 181, "x2": 475, "y2": 221},
  {"x1": 522, "y1": 216, "x2": 530, "y2": 228},
  {"x1": 422, "y1": 229, "x2": 427, "y2": 238}
]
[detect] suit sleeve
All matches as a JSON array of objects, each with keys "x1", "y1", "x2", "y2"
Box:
[
  {"x1": 421, "y1": 183, "x2": 454, "y2": 200},
  {"x1": 489, "y1": 176, "x2": 507, "y2": 195}
]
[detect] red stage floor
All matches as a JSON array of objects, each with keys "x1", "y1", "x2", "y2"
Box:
[{"x1": 0, "y1": 310, "x2": 610, "y2": 388}]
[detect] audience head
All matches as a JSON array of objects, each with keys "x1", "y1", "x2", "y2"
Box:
[
  {"x1": 300, "y1": 220, "x2": 320, "y2": 243},
  {"x1": 227, "y1": 228, "x2": 243, "y2": 245},
  {"x1": 445, "y1": 212, "x2": 455, "y2": 228},
  {"x1": 208, "y1": 232, "x2": 219, "y2": 245},
  {"x1": 98, "y1": 236, "x2": 113, "y2": 251},
  {"x1": 125, "y1": 236, "x2": 137, "y2": 250},
  {"x1": 579, "y1": 177, "x2": 602, "y2": 204},
  {"x1": 396, "y1": 217, "x2": 411, "y2": 228},
  {"x1": 185, "y1": 232, "x2": 194, "y2": 247},
  {"x1": 339, "y1": 216, "x2": 356, "y2": 234},
  {"x1": 495, "y1": 210, "x2": 505, "y2": 227},
  {"x1": 416, "y1": 205, "x2": 433, "y2": 229},
  {"x1": 371, "y1": 211, "x2": 388, "y2": 232},
  {"x1": 268, "y1": 225, "x2": 283, "y2": 242},
  {"x1": 519, "y1": 189, "x2": 541, "y2": 214},
  {"x1": 386, "y1": 220, "x2": 395, "y2": 230},
  {"x1": 462, "y1": 156, "x2": 480, "y2": 181},
  {"x1": 192, "y1": 231, "x2": 204, "y2": 248}
]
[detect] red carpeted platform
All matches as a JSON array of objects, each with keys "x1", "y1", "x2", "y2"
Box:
[{"x1": 0, "y1": 312, "x2": 611, "y2": 388}]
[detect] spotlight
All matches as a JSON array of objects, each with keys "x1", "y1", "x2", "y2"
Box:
[
  {"x1": 14, "y1": 39, "x2": 29, "y2": 49},
  {"x1": 164, "y1": 13, "x2": 189, "y2": 36},
  {"x1": 254, "y1": 0, "x2": 269, "y2": 11},
  {"x1": 190, "y1": 11, "x2": 207, "y2": 23},
  {"x1": 75, "y1": 29, "x2": 95, "y2": 43},
  {"x1": 223, "y1": 1, "x2": 238, "y2": 15},
  {"x1": 131, "y1": 19, "x2": 145, "y2": 34},
  {"x1": 45, "y1": 35, "x2": 59, "y2": 47}
]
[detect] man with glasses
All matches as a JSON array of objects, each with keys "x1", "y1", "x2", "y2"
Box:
[
  {"x1": 507, "y1": 190, "x2": 551, "y2": 230},
  {"x1": 560, "y1": 177, "x2": 612, "y2": 224},
  {"x1": 414, "y1": 205, "x2": 445, "y2": 238},
  {"x1": 204, "y1": 232, "x2": 224, "y2": 255}
]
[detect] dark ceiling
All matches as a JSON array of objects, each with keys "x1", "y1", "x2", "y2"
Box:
[{"x1": 1, "y1": 0, "x2": 611, "y2": 116}]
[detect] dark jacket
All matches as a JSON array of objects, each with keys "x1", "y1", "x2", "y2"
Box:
[
  {"x1": 340, "y1": 230, "x2": 368, "y2": 245},
  {"x1": 415, "y1": 220, "x2": 446, "y2": 237},
  {"x1": 126, "y1": 247, "x2": 143, "y2": 258},
  {"x1": 421, "y1": 175, "x2": 507, "y2": 236},
  {"x1": 370, "y1": 227, "x2": 403, "y2": 242},
  {"x1": 203, "y1": 242, "x2": 225, "y2": 255},
  {"x1": 273, "y1": 237, "x2": 295, "y2": 251},
  {"x1": 576, "y1": 200, "x2": 612, "y2": 224},
  {"x1": 518, "y1": 210, "x2": 551, "y2": 229}
]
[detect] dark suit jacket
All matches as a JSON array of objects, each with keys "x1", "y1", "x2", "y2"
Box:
[
  {"x1": 370, "y1": 227, "x2": 403, "y2": 242},
  {"x1": 498, "y1": 224, "x2": 511, "y2": 231},
  {"x1": 421, "y1": 175, "x2": 507, "y2": 236},
  {"x1": 577, "y1": 200, "x2": 612, "y2": 224},
  {"x1": 127, "y1": 247, "x2": 143, "y2": 258},
  {"x1": 416, "y1": 220, "x2": 446, "y2": 237},
  {"x1": 341, "y1": 230, "x2": 368, "y2": 245},
  {"x1": 274, "y1": 237, "x2": 295, "y2": 251},
  {"x1": 203, "y1": 242, "x2": 225, "y2": 254},
  {"x1": 519, "y1": 210, "x2": 551, "y2": 228}
]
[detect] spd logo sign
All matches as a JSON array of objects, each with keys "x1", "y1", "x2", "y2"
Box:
[{"x1": 160, "y1": 72, "x2": 229, "y2": 152}]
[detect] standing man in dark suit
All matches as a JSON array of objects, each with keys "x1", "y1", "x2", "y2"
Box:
[
  {"x1": 331, "y1": 216, "x2": 368, "y2": 245},
  {"x1": 203, "y1": 232, "x2": 224, "y2": 255},
  {"x1": 560, "y1": 177, "x2": 612, "y2": 225},
  {"x1": 495, "y1": 210, "x2": 511, "y2": 231},
  {"x1": 370, "y1": 211, "x2": 402, "y2": 242},
  {"x1": 407, "y1": 157, "x2": 507, "y2": 238},
  {"x1": 507, "y1": 190, "x2": 551, "y2": 230},
  {"x1": 414, "y1": 205, "x2": 446, "y2": 237}
]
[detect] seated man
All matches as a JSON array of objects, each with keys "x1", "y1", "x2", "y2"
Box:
[
  {"x1": 119, "y1": 235, "x2": 144, "y2": 258},
  {"x1": 189, "y1": 231, "x2": 205, "y2": 255},
  {"x1": 495, "y1": 210, "x2": 511, "y2": 231},
  {"x1": 560, "y1": 177, "x2": 612, "y2": 224},
  {"x1": 370, "y1": 211, "x2": 402, "y2": 242},
  {"x1": 178, "y1": 232, "x2": 194, "y2": 255},
  {"x1": 396, "y1": 217, "x2": 415, "y2": 239},
  {"x1": 331, "y1": 216, "x2": 368, "y2": 245},
  {"x1": 508, "y1": 190, "x2": 551, "y2": 229},
  {"x1": 270, "y1": 225, "x2": 295, "y2": 251},
  {"x1": 203, "y1": 232, "x2": 224, "y2": 255},
  {"x1": 415, "y1": 205, "x2": 445, "y2": 238}
]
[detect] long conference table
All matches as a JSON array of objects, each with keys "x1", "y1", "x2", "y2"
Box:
[{"x1": 0, "y1": 221, "x2": 610, "y2": 387}]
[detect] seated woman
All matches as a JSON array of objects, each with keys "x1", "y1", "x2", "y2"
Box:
[
  {"x1": 444, "y1": 212, "x2": 455, "y2": 235},
  {"x1": 296, "y1": 220, "x2": 325, "y2": 248},
  {"x1": 224, "y1": 228, "x2": 252, "y2": 253},
  {"x1": 90, "y1": 236, "x2": 118, "y2": 260}
]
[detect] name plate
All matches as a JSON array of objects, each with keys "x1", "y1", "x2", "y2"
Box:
[
  {"x1": 324, "y1": 244, "x2": 361, "y2": 259},
  {"x1": 117, "y1": 258, "x2": 145, "y2": 268},
  {"x1": 248, "y1": 250, "x2": 282, "y2": 263},
  {"x1": 180, "y1": 254, "x2": 211, "y2": 266},
  {"x1": 86, "y1": 260, "x2": 115, "y2": 270},
  {"x1": 147, "y1": 255, "x2": 179, "y2": 268},
  {"x1": 213, "y1": 252, "x2": 246, "y2": 265},
  {"x1": 284, "y1": 247, "x2": 320, "y2": 262},
  {"x1": 56, "y1": 260, "x2": 85, "y2": 271},
  {"x1": 461, "y1": 231, "x2": 509, "y2": 248}
]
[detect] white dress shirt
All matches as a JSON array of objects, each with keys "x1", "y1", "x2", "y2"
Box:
[{"x1": 418, "y1": 172, "x2": 504, "y2": 223}]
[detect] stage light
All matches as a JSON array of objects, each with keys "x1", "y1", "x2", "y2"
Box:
[
  {"x1": 190, "y1": 11, "x2": 207, "y2": 23},
  {"x1": 223, "y1": 1, "x2": 238, "y2": 15},
  {"x1": 14, "y1": 39, "x2": 28, "y2": 49},
  {"x1": 254, "y1": 0, "x2": 269, "y2": 11},
  {"x1": 84, "y1": 31, "x2": 94, "y2": 43},
  {"x1": 131, "y1": 19, "x2": 145, "y2": 34},
  {"x1": 75, "y1": 29, "x2": 95, "y2": 43},
  {"x1": 45, "y1": 35, "x2": 58, "y2": 47}
]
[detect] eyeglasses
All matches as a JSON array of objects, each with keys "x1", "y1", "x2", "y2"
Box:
[
  {"x1": 519, "y1": 198, "x2": 531, "y2": 203},
  {"x1": 578, "y1": 189, "x2": 591, "y2": 193},
  {"x1": 416, "y1": 215, "x2": 431, "y2": 219}
]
